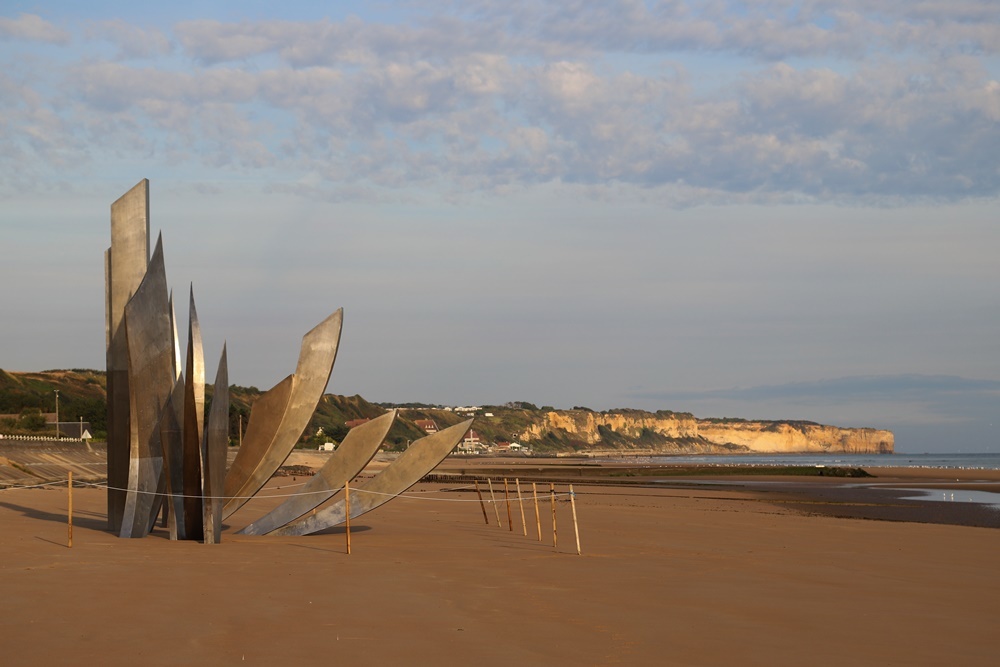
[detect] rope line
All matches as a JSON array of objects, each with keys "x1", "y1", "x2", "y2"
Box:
[
  {"x1": 2, "y1": 478, "x2": 575, "y2": 503},
  {"x1": 0, "y1": 479, "x2": 69, "y2": 491}
]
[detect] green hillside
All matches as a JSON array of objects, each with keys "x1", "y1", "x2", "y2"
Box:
[
  {"x1": 0, "y1": 370, "x2": 592, "y2": 452},
  {"x1": 0, "y1": 368, "x2": 107, "y2": 437},
  {"x1": 2, "y1": 370, "x2": 869, "y2": 455},
  {"x1": 0, "y1": 370, "x2": 477, "y2": 451}
]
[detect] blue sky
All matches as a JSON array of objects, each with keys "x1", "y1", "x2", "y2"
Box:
[{"x1": 1, "y1": 2, "x2": 998, "y2": 452}]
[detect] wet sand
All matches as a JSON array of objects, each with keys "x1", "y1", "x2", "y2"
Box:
[{"x1": 1, "y1": 466, "x2": 999, "y2": 666}]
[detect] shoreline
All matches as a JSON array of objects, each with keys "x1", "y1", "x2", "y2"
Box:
[
  {"x1": 3, "y1": 444, "x2": 999, "y2": 528},
  {"x1": 429, "y1": 458, "x2": 1000, "y2": 529}
]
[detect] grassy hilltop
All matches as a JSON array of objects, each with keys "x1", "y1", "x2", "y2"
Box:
[
  {"x1": 0, "y1": 369, "x2": 493, "y2": 451},
  {"x1": 0, "y1": 370, "x2": 893, "y2": 455},
  {"x1": 0, "y1": 369, "x2": 648, "y2": 452},
  {"x1": 0, "y1": 368, "x2": 108, "y2": 437}
]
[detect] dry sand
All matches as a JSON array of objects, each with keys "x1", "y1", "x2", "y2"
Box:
[{"x1": 1, "y1": 467, "x2": 999, "y2": 666}]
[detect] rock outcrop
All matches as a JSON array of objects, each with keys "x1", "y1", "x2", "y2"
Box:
[{"x1": 519, "y1": 410, "x2": 893, "y2": 454}]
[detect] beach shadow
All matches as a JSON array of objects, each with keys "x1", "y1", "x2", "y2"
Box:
[
  {"x1": 310, "y1": 524, "x2": 373, "y2": 536},
  {"x1": 0, "y1": 500, "x2": 107, "y2": 531},
  {"x1": 482, "y1": 533, "x2": 556, "y2": 552},
  {"x1": 288, "y1": 543, "x2": 351, "y2": 554},
  {"x1": 34, "y1": 535, "x2": 70, "y2": 548}
]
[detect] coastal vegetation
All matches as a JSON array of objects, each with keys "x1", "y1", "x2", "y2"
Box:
[
  {"x1": 0, "y1": 369, "x2": 892, "y2": 454},
  {"x1": 0, "y1": 369, "x2": 107, "y2": 438}
]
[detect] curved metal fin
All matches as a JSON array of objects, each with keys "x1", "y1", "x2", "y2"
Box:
[
  {"x1": 202, "y1": 344, "x2": 229, "y2": 544},
  {"x1": 222, "y1": 308, "x2": 344, "y2": 519},
  {"x1": 223, "y1": 374, "x2": 294, "y2": 504},
  {"x1": 272, "y1": 418, "x2": 472, "y2": 537},
  {"x1": 120, "y1": 233, "x2": 174, "y2": 538},
  {"x1": 238, "y1": 410, "x2": 397, "y2": 535}
]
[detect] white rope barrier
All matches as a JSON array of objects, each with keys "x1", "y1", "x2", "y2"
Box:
[
  {"x1": 2, "y1": 477, "x2": 575, "y2": 503},
  {"x1": 0, "y1": 479, "x2": 70, "y2": 490},
  {"x1": 3, "y1": 475, "x2": 581, "y2": 554}
]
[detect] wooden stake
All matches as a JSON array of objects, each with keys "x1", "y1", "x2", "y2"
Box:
[
  {"x1": 474, "y1": 480, "x2": 489, "y2": 524},
  {"x1": 515, "y1": 478, "x2": 527, "y2": 536},
  {"x1": 532, "y1": 482, "x2": 541, "y2": 541},
  {"x1": 67, "y1": 471, "x2": 73, "y2": 549},
  {"x1": 550, "y1": 482, "x2": 557, "y2": 550},
  {"x1": 569, "y1": 484, "x2": 581, "y2": 555},
  {"x1": 487, "y1": 478, "x2": 502, "y2": 527},
  {"x1": 503, "y1": 478, "x2": 513, "y2": 531},
  {"x1": 344, "y1": 480, "x2": 352, "y2": 554}
]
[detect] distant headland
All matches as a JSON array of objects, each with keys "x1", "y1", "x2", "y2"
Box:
[{"x1": 0, "y1": 369, "x2": 892, "y2": 455}]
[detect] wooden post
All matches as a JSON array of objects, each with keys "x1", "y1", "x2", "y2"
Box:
[
  {"x1": 474, "y1": 480, "x2": 489, "y2": 524},
  {"x1": 503, "y1": 478, "x2": 513, "y2": 531},
  {"x1": 67, "y1": 471, "x2": 73, "y2": 549},
  {"x1": 550, "y1": 482, "x2": 557, "y2": 550},
  {"x1": 487, "y1": 478, "x2": 502, "y2": 527},
  {"x1": 532, "y1": 482, "x2": 541, "y2": 541},
  {"x1": 515, "y1": 478, "x2": 527, "y2": 536},
  {"x1": 569, "y1": 484, "x2": 581, "y2": 555},
  {"x1": 344, "y1": 480, "x2": 352, "y2": 555}
]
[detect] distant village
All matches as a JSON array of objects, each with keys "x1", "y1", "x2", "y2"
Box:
[
  {"x1": 321, "y1": 405, "x2": 533, "y2": 456},
  {"x1": 0, "y1": 412, "x2": 94, "y2": 442}
]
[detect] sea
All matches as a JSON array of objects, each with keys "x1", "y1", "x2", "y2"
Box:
[
  {"x1": 596, "y1": 452, "x2": 1000, "y2": 508},
  {"x1": 599, "y1": 452, "x2": 1000, "y2": 470}
]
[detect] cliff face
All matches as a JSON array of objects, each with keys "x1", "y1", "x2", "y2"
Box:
[
  {"x1": 696, "y1": 421, "x2": 894, "y2": 454},
  {"x1": 520, "y1": 411, "x2": 893, "y2": 454},
  {"x1": 521, "y1": 411, "x2": 697, "y2": 443}
]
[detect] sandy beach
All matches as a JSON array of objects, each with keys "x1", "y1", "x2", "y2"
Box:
[{"x1": 1, "y1": 462, "x2": 998, "y2": 666}]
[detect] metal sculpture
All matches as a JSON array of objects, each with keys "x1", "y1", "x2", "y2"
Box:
[
  {"x1": 222, "y1": 309, "x2": 343, "y2": 519},
  {"x1": 120, "y1": 236, "x2": 173, "y2": 538},
  {"x1": 154, "y1": 288, "x2": 208, "y2": 541},
  {"x1": 158, "y1": 366, "x2": 186, "y2": 539},
  {"x1": 271, "y1": 419, "x2": 473, "y2": 537},
  {"x1": 183, "y1": 287, "x2": 206, "y2": 536},
  {"x1": 105, "y1": 179, "x2": 467, "y2": 543},
  {"x1": 106, "y1": 182, "x2": 232, "y2": 540},
  {"x1": 238, "y1": 410, "x2": 397, "y2": 535},
  {"x1": 106, "y1": 179, "x2": 150, "y2": 533},
  {"x1": 202, "y1": 346, "x2": 229, "y2": 544}
]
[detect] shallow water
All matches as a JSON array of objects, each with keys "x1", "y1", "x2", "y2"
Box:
[
  {"x1": 601, "y1": 452, "x2": 1000, "y2": 470},
  {"x1": 896, "y1": 487, "x2": 1000, "y2": 509}
]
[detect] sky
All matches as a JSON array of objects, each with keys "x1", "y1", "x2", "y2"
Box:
[{"x1": 1, "y1": 2, "x2": 998, "y2": 453}]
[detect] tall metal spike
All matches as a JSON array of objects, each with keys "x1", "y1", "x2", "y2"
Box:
[
  {"x1": 120, "y1": 233, "x2": 173, "y2": 538},
  {"x1": 202, "y1": 344, "x2": 229, "y2": 544},
  {"x1": 183, "y1": 285, "x2": 206, "y2": 537},
  {"x1": 106, "y1": 179, "x2": 150, "y2": 532},
  {"x1": 158, "y1": 374, "x2": 186, "y2": 539}
]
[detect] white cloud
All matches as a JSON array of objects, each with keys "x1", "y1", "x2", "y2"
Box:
[
  {"x1": 0, "y1": 50, "x2": 984, "y2": 201},
  {"x1": 175, "y1": 19, "x2": 286, "y2": 63},
  {"x1": 401, "y1": 0, "x2": 1000, "y2": 59},
  {"x1": 87, "y1": 19, "x2": 172, "y2": 59},
  {"x1": 0, "y1": 13, "x2": 70, "y2": 45},
  {"x1": 1, "y1": 5, "x2": 999, "y2": 201}
]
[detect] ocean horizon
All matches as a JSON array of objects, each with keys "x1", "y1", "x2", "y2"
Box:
[{"x1": 603, "y1": 452, "x2": 1000, "y2": 471}]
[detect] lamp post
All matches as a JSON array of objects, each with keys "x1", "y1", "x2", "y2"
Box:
[{"x1": 54, "y1": 389, "x2": 60, "y2": 440}]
